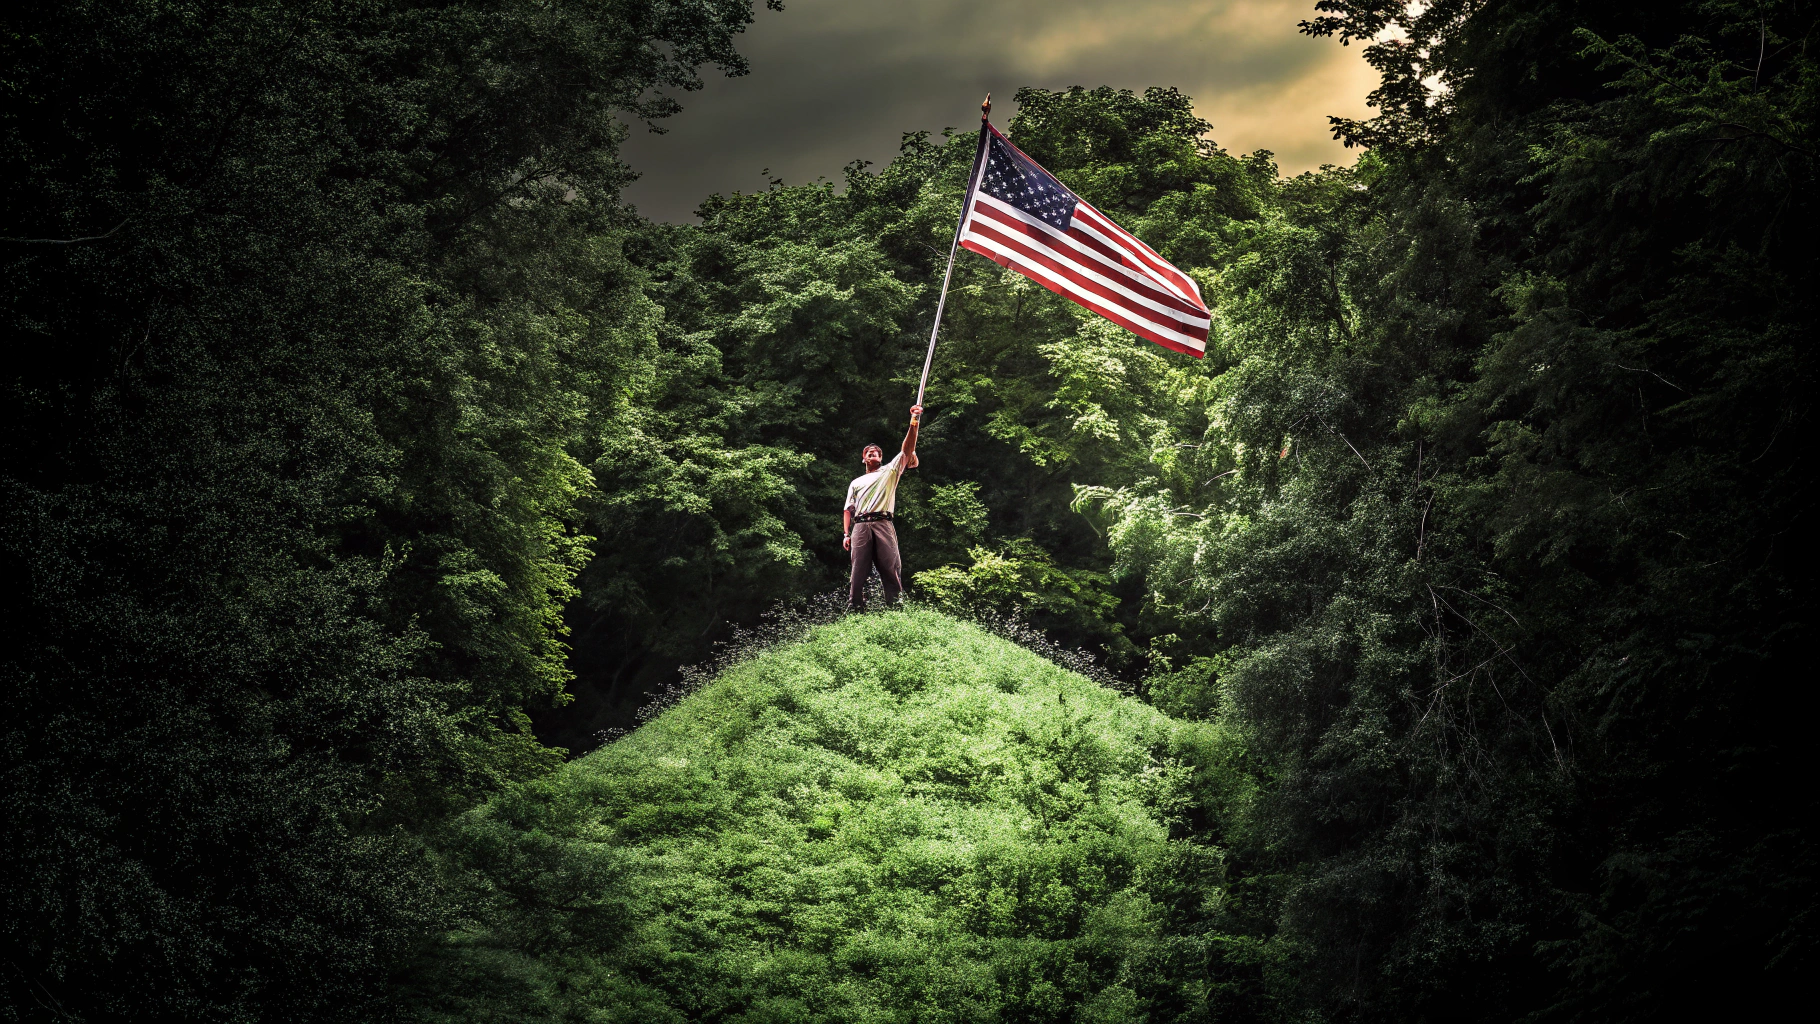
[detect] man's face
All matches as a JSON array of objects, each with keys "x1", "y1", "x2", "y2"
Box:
[{"x1": 862, "y1": 445, "x2": 884, "y2": 471}]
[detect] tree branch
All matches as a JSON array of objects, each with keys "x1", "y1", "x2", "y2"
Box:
[{"x1": 2, "y1": 218, "x2": 130, "y2": 245}]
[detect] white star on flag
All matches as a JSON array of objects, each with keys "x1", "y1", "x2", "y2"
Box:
[{"x1": 957, "y1": 123, "x2": 1209, "y2": 357}]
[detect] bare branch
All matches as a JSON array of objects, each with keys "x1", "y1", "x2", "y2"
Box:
[
  {"x1": 1612, "y1": 362, "x2": 1688, "y2": 393},
  {"x1": 2, "y1": 218, "x2": 130, "y2": 245},
  {"x1": 1314, "y1": 411, "x2": 1372, "y2": 471}
]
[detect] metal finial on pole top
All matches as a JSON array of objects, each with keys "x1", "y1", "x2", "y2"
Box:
[{"x1": 911, "y1": 95, "x2": 994, "y2": 426}]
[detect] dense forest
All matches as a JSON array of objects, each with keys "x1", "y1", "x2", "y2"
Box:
[{"x1": 3, "y1": 0, "x2": 1814, "y2": 1021}]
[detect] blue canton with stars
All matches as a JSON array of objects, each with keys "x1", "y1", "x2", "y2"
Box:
[{"x1": 978, "y1": 131, "x2": 1078, "y2": 230}]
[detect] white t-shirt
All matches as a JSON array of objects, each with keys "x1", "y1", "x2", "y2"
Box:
[{"x1": 845, "y1": 452, "x2": 907, "y2": 516}]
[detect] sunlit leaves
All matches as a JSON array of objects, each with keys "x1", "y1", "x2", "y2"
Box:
[{"x1": 440, "y1": 608, "x2": 1264, "y2": 1021}]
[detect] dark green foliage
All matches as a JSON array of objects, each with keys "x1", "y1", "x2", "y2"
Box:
[
  {"x1": 431, "y1": 608, "x2": 1285, "y2": 1023},
  {"x1": 6, "y1": 0, "x2": 1814, "y2": 1020},
  {"x1": 1079, "y1": 2, "x2": 1819, "y2": 1020},
  {"x1": 1, "y1": 1, "x2": 761, "y2": 1020}
]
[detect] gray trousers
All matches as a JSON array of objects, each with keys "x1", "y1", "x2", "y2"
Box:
[{"x1": 848, "y1": 520, "x2": 903, "y2": 608}]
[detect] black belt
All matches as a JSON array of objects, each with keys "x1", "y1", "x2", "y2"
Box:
[{"x1": 853, "y1": 511, "x2": 893, "y2": 523}]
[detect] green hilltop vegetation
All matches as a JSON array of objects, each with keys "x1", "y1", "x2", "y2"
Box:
[
  {"x1": 3, "y1": 1, "x2": 1815, "y2": 1022},
  {"x1": 423, "y1": 609, "x2": 1265, "y2": 1022}
]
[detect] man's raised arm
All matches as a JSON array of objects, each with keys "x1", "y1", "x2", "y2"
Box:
[{"x1": 902, "y1": 405, "x2": 922, "y2": 469}]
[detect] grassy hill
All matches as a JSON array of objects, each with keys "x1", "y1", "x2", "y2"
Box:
[{"x1": 419, "y1": 607, "x2": 1273, "y2": 1023}]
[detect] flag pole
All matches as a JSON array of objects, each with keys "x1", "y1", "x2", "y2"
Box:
[{"x1": 912, "y1": 94, "x2": 993, "y2": 426}]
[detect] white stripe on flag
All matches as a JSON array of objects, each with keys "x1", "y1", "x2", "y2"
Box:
[
  {"x1": 967, "y1": 197, "x2": 1208, "y2": 322},
  {"x1": 962, "y1": 196, "x2": 1210, "y2": 338},
  {"x1": 964, "y1": 205, "x2": 1210, "y2": 332},
  {"x1": 965, "y1": 237, "x2": 1207, "y2": 348},
  {"x1": 1069, "y1": 205, "x2": 1204, "y2": 307},
  {"x1": 959, "y1": 229, "x2": 1209, "y2": 351},
  {"x1": 955, "y1": 125, "x2": 1209, "y2": 357}
]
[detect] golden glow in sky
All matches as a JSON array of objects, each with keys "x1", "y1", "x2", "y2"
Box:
[{"x1": 622, "y1": 0, "x2": 1379, "y2": 222}]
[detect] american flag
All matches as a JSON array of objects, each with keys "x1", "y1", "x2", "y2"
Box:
[{"x1": 957, "y1": 123, "x2": 1209, "y2": 358}]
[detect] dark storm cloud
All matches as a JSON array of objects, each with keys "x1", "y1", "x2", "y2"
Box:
[{"x1": 620, "y1": 0, "x2": 1377, "y2": 223}]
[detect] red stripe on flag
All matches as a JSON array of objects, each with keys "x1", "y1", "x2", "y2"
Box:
[
  {"x1": 959, "y1": 234, "x2": 1208, "y2": 353},
  {"x1": 964, "y1": 236, "x2": 1207, "y2": 357},
  {"x1": 1030, "y1": 205, "x2": 1189, "y2": 302},
  {"x1": 1072, "y1": 203, "x2": 1203, "y2": 305},
  {"x1": 963, "y1": 121, "x2": 1207, "y2": 357},
  {"x1": 968, "y1": 202, "x2": 1206, "y2": 320},
  {"x1": 969, "y1": 197, "x2": 1195, "y2": 312},
  {"x1": 964, "y1": 217, "x2": 1210, "y2": 336}
]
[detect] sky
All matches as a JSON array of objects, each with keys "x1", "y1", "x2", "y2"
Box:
[{"x1": 619, "y1": 0, "x2": 1380, "y2": 223}]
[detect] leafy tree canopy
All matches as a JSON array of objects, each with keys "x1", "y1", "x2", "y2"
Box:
[{"x1": 5, "y1": 1, "x2": 1815, "y2": 1021}]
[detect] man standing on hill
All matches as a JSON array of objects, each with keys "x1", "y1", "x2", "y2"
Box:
[{"x1": 843, "y1": 404, "x2": 922, "y2": 611}]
